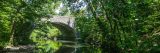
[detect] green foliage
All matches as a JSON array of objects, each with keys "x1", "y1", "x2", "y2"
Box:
[
  {"x1": 35, "y1": 40, "x2": 62, "y2": 53},
  {"x1": 0, "y1": 0, "x2": 55, "y2": 46},
  {"x1": 1, "y1": 0, "x2": 160, "y2": 53},
  {"x1": 30, "y1": 23, "x2": 62, "y2": 53},
  {"x1": 74, "y1": 0, "x2": 160, "y2": 53},
  {"x1": 76, "y1": 17, "x2": 103, "y2": 47},
  {"x1": 0, "y1": 4, "x2": 11, "y2": 47}
]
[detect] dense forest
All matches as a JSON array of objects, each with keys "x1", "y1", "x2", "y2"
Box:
[{"x1": 0, "y1": 0, "x2": 160, "y2": 53}]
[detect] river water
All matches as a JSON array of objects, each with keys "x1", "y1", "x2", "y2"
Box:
[{"x1": 53, "y1": 37, "x2": 102, "y2": 53}]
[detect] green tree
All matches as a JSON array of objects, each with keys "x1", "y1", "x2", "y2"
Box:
[
  {"x1": 72, "y1": 0, "x2": 160, "y2": 53},
  {"x1": 0, "y1": 0, "x2": 55, "y2": 46}
]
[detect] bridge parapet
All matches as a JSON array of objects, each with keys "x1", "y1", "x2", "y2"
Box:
[{"x1": 49, "y1": 16, "x2": 75, "y2": 28}]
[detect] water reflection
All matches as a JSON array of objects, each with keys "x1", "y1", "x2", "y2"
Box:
[
  {"x1": 32, "y1": 39, "x2": 102, "y2": 53},
  {"x1": 55, "y1": 40, "x2": 102, "y2": 53},
  {"x1": 34, "y1": 40, "x2": 62, "y2": 53},
  {"x1": 76, "y1": 47, "x2": 102, "y2": 53},
  {"x1": 30, "y1": 26, "x2": 102, "y2": 53}
]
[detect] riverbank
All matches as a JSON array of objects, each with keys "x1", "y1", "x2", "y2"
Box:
[{"x1": 0, "y1": 45, "x2": 35, "y2": 53}]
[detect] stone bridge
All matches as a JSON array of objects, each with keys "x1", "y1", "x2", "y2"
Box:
[
  {"x1": 49, "y1": 16, "x2": 76, "y2": 41},
  {"x1": 47, "y1": 16, "x2": 77, "y2": 53}
]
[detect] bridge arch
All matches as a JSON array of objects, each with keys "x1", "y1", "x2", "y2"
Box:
[
  {"x1": 51, "y1": 22, "x2": 76, "y2": 41},
  {"x1": 48, "y1": 16, "x2": 77, "y2": 53},
  {"x1": 48, "y1": 16, "x2": 76, "y2": 41}
]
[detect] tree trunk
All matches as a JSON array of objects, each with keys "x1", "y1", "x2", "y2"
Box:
[{"x1": 9, "y1": 20, "x2": 15, "y2": 46}]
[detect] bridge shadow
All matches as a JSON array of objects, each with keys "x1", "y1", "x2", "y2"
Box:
[{"x1": 51, "y1": 22, "x2": 76, "y2": 41}]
